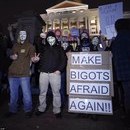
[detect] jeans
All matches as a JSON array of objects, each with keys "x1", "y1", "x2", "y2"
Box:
[
  {"x1": 38, "y1": 72, "x2": 61, "y2": 114},
  {"x1": 9, "y1": 77, "x2": 32, "y2": 113}
]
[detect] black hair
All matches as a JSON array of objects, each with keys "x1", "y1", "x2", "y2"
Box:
[
  {"x1": 46, "y1": 31, "x2": 56, "y2": 38},
  {"x1": 115, "y1": 18, "x2": 130, "y2": 32}
]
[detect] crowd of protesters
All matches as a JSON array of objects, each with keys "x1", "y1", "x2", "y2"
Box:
[{"x1": 0, "y1": 18, "x2": 130, "y2": 127}]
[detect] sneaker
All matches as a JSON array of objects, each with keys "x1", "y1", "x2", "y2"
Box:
[
  {"x1": 35, "y1": 110, "x2": 44, "y2": 116},
  {"x1": 55, "y1": 112, "x2": 62, "y2": 118},
  {"x1": 25, "y1": 111, "x2": 33, "y2": 118},
  {"x1": 5, "y1": 112, "x2": 16, "y2": 118}
]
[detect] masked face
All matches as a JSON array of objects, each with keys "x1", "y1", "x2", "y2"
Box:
[
  {"x1": 47, "y1": 36, "x2": 56, "y2": 46},
  {"x1": 81, "y1": 38, "x2": 90, "y2": 47},
  {"x1": 19, "y1": 31, "x2": 27, "y2": 44},
  {"x1": 92, "y1": 37, "x2": 99, "y2": 46},
  {"x1": 81, "y1": 32, "x2": 88, "y2": 40},
  {"x1": 62, "y1": 42, "x2": 68, "y2": 50}
]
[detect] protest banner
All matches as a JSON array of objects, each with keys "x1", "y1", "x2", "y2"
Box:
[{"x1": 67, "y1": 51, "x2": 113, "y2": 114}]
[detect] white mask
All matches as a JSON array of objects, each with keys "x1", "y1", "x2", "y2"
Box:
[
  {"x1": 47, "y1": 36, "x2": 56, "y2": 46},
  {"x1": 19, "y1": 31, "x2": 27, "y2": 44},
  {"x1": 81, "y1": 32, "x2": 88, "y2": 40},
  {"x1": 62, "y1": 42, "x2": 68, "y2": 50},
  {"x1": 92, "y1": 37, "x2": 99, "y2": 46}
]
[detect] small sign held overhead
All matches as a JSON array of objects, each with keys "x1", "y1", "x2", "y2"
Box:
[{"x1": 99, "y1": 2, "x2": 123, "y2": 39}]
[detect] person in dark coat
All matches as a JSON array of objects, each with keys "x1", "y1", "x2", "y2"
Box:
[
  {"x1": 0, "y1": 28, "x2": 12, "y2": 94},
  {"x1": 76, "y1": 32, "x2": 93, "y2": 52},
  {"x1": 60, "y1": 41, "x2": 73, "y2": 108},
  {"x1": 35, "y1": 31, "x2": 67, "y2": 118},
  {"x1": 111, "y1": 18, "x2": 130, "y2": 125}
]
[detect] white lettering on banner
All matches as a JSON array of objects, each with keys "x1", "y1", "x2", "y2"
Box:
[
  {"x1": 69, "y1": 98, "x2": 112, "y2": 114},
  {"x1": 71, "y1": 54, "x2": 102, "y2": 65},
  {"x1": 69, "y1": 82, "x2": 110, "y2": 96},
  {"x1": 70, "y1": 69, "x2": 110, "y2": 81}
]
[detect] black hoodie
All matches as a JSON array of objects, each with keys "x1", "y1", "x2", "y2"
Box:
[{"x1": 38, "y1": 31, "x2": 67, "y2": 73}]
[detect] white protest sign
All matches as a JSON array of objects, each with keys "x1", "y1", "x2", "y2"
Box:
[
  {"x1": 71, "y1": 53, "x2": 102, "y2": 65},
  {"x1": 69, "y1": 97, "x2": 113, "y2": 114},
  {"x1": 105, "y1": 24, "x2": 117, "y2": 39},
  {"x1": 99, "y1": 2, "x2": 123, "y2": 39},
  {"x1": 69, "y1": 82, "x2": 110, "y2": 96},
  {"x1": 70, "y1": 69, "x2": 111, "y2": 81},
  {"x1": 67, "y1": 52, "x2": 114, "y2": 114}
]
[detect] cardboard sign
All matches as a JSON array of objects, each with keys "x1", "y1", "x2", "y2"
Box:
[
  {"x1": 69, "y1": 82, "x2": 110, "y2": 96},
  {"x1": 71, "y1": 53, "x2": 102, "y2": 65},
  {"x1": 69, "y1": 97, "x2": 113, "y2": 114},
  {"x1": 70, "y1": 52, "x2": 111, "y2": 66},
  {"x1": 67, "y1": 52, "x2": 114, "y2": 114},
  {"x1": 67, "y1": 51, "x2": 113, "y2": 96},
  {"x1": 70, "y1": 69, "x2": 111, "y2": 81}
]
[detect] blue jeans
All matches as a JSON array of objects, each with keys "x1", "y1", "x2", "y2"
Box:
[{"x1": 9, "y1": 77, "x2": 32, "y2": 113}]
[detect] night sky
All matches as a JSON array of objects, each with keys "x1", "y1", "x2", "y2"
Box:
[{"x1": 0, "y1": 0, "x2": 129, "y2": 33}]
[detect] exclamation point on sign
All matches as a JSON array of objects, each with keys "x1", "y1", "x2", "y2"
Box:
[
  {"x1": 108, "y1": 103, "x2": 111, "y2": 112},
  {"x1": 105, "y1": 103, "x2": 108, "y2": 112}
]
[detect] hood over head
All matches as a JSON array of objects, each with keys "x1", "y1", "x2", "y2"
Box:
[
  {"x1": 16, "y1": 28, "x2": 30, "y2": 44},
  {"x1": 45, "y1": 31, "x2": 57, "y2": 46},
  {"x1": 81, "y1": 37, "x2": 90, "y2": 47},
  {"x1": 115, "y1": 18, "x2": 130, "y2": 32}
]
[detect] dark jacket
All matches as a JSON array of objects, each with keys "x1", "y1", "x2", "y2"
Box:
[
  {"x1": 0, "y1": 35, "x2": 12, "y2": 72},
  {"x1": 38, "y1": 31, "x2": 67, "y2": 73},
  {"x1": 111, "y1": 19, "x2": 130, "y2": 81},
  {"x1": 76, "y1": 38, "x2": 93, "y2": 52}
]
